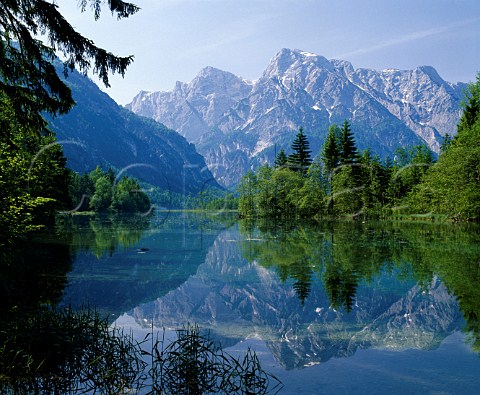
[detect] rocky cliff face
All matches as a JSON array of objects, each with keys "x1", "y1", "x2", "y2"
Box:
[
  {"x1": 127, "y1": 67, "x2": 253, "y2": 142},
  {"x1": 127, "y1": 49, "x2": 466, "y2": 187}
]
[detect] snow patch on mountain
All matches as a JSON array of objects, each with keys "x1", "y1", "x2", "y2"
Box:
[{"x1": 126, "y1": 48, "x2": 466, "y2": 187}]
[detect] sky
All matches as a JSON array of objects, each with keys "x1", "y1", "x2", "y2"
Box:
[{"x1": 57, "y1": 0, "x2": 480, "y2": 105}]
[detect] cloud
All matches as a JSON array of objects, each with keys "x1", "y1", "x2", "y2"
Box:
[
  {"x1": 336, "y1": 17, "x2": 480, "y2": 59},
  {"x1": 178, "y1": 12, "x2": 277, "y2": 58}
]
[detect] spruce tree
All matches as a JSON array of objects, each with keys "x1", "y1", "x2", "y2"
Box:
[
  {"x1": 274, "y1": 149, "x2": 288, "y2": 168},
  {"x1": 440, "y1": 134, "x2": 452, "y2": 153},
  {"x1": 0, "y1": 0, "x2": 139, "y2": 136},
  {"x1": 338, "y1": 120, "x2": 358, "y2": 164},
  {"x1": 288, "y1": 127, "x2": 312, "y2": 174},
  {"x1": 458, "y1": 72, "x2": 480, "y2": 134},
  {"x1": 321, "y1": 124, "x2": 340, "y2": 174}
]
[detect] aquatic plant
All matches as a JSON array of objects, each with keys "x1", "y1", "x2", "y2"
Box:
[{"x1": 0, "y1": 309, "x2": 281, "y2": 394}]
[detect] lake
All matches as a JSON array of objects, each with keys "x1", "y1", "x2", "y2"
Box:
[{"x1": 1, "y1": 212, "x2": 480, "y2": 394}]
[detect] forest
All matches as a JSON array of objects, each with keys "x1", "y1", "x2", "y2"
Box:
[
  {"x1": 238, "y1": 74, "x2": 480, "y2": 222},
  {"x1": 0, "y1": 0, "x2": 147, "y2": 244},
  {"x1": 69, "y1": 166, "x2": 151, "y2": 214}
]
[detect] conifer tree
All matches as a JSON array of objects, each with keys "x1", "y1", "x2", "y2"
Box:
[
  {"x1": 331, "y1": 121, "x2": 362, "y2": 216},
  {"x1": 407, "y1": 74, "x2": 480, "y2": 220},
  {"x1": 458, "y1": 72, "x2": 480, "y2": 134},
  {"x1": 0, "y1": 0, "x2": 139, "y2": 136},
  {"x1": 288, "y1": 127, "x2": 312, "y2": 174},
  {"x1": 274, "y1": 149, "x2": 288, "y2": 168},
  {"x1": 440, "y1": 134, "x2": 452, "y2": 153},
  {"x1": 338, "y1": 120, "x2": 358, "y2": 164},
  {"x1": 321, "y1": 124, "x2": 340, "y2": 174}
]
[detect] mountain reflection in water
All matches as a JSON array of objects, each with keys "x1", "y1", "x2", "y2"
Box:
[
  {"x1": 126, "y1": 219, "x2": 480, "y2": 373},
  {"x1": 3, "y1": 213, "x2": 478, "y2": 393}
]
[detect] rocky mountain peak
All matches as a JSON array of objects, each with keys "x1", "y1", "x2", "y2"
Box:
[
  {"x1": 263, "y1": 48, "x2": 333, "y2": 80},
  {"x1": 189, "y1": 66, "x2": 251, "y2": 99},
  {"x1": 415, "y1": 65, "x2": 445, "y2": 85},
  {"x1": 127, "y1": 48, "x2": 466, "y2": 187}
]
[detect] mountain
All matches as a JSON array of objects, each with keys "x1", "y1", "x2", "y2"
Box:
[
  {"x1": 48, "y1": 67, "x2": 220, "y2": 195},
  {"x1": 129, "y1": 226, "x2": 462, "y2": 370},
  {"x1": 62, "y1": 214, "x2": 225, "y2": 320},
  {"x1": 127, "y1": 49, "x2": 466, "y2": 187}
]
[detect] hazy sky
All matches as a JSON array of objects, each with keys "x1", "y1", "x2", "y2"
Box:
[{"x1": 58, "y1": 0, "x2": 480, "y2": 105}]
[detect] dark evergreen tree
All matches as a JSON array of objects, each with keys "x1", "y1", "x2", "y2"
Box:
[
  {"x1": 388, "y1": 145, "x2": 434, "y2": 203},
  {"x1": 330, "y1": 121, "x2": 363, "y2": 216},
  {"x1": 359, "y1": 150, "x2": 388, "y2": 216},
  {"x1": 321, "y1": 124, "x2": 340, "y2": 174},
  {"x1": 106, "y1": 167, "x2": 116, "y2": 184},
  {"x1": 274, "y1": 149, "x2": 288, "y2": 168},
  {"x1": 288, "y1": 127, "x2": 312, "y2": 174},
  {"x1": 0, "y1": 0, "x2": 139, "y2": 137},
  {"x1": 458, "y1": 72, "x2": 480, "y2": 134},
  {"x1": 68, "y1": 172, "x2": 95, "y2": 211},
  {"x1": 440, "y1": 134, "x2": 452, "y2": 153},
  {"x1": 338, "y1": 120, "x2": 358, "y2": 164}
]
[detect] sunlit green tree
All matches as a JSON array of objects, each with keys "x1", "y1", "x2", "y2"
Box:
[
  {"x1": 238, "y1": 171, "x2": 257, "y2": 218},
  {"x1": 407, "y1": 74, "x2": 480, "y2": 220}
]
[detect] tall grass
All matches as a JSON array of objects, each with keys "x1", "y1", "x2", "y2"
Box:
[
  {"x1": 144, "y1": 325, "x2": 282, "y2": 395},
  {"x1": 0, "y1": 309, "x2": 282, "y2": 394},
  {"x1": 0, "y1": 307, "x2": 144, "y2": 394}
]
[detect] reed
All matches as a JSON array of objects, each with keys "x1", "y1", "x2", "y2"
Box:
[
  {"x1": 144, "y1": 324, "x2": 282, "y2": 394},
  {"x1": 0, "y1": 309, "x2": 282, "y2": 394}
]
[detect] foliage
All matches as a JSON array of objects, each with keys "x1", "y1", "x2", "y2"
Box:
[
  {"x1": 1, "y1": 0, "x2": 139, "y2": 242},
  {"x1": 0, "y1": 95, "x2": 71, "y2": 242},
  {"x1": 237, "y1": 104, "x2": 480, "y2": 221},
  {"x1": 287, "y1": 127, "x2": 312, "y2": 174},
  {"x1": 338, "y1": 120, "x2": 358, "y2": 165},
  {"x1": 238, "y1": 130, "x2": 321, "y2": 219},
  {"x1": 321, "y1": 123, "x2": 340, "y2": 175},
  {"x1": 407, "y1": 75, "x2": 480, "y2": 220},
  {"x1": 331, "y1": 163, "x2": 364, "y2": 217},
  {"x1": 238, "y1": 171, "x2": 257, "y2": 218},
  {"x1": 190, "y1": 189, "x2": 238, "y2": 211},
  {"x1": 146, "y1": 325, "x2": 282, "y2": 395},
  {"x1": 0, "y1": 0, "x2": 139, "y2": 136},
  {"x1": 1, "y1": 315, "x2": 282, "y2": 395},
  {"x1": 0, "y1": 307, "x2": 145, "y2": 395},
  {"x1": 458, "y1": 72, "x2": 480, "y2": 134},
  {"x1": 68, "y1": 166, "x2": 152, "y2": 214},
  {"x1": 389, "y1": 145, "x2": 434, "y2": 205},
  {"x1": 274, "y1": 148, "x2": 288, "y2": 168}
]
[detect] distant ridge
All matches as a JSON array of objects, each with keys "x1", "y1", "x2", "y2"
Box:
[
  {"x1": 48, "y1": 66, "x2": 220, "y2": 195},
  {"x1": 127, "y1": 49, "x2": 466, "y2": 187}
]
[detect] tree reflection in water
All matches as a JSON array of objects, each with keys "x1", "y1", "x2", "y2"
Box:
[
  {"x1": 1, "y1": 213, "x2": 280, "y2": 394},
  {"x1": 0, "y1": 219, "x2": 147, "y2": 393},
  {"x1": 239, "y1": 220, "x2": 480, "y2": 350}
]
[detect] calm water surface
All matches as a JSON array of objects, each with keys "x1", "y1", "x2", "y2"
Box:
[{"x1": 7, "y1": 212, "x2": 480, "y2": 394}]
